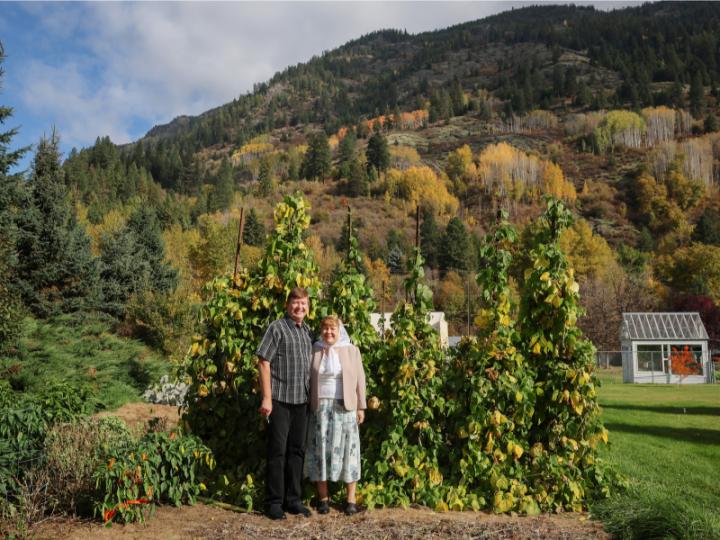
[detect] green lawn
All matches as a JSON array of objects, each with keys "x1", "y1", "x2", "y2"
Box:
[
  {"x1": 0, "y1": 314, "x2": 170, "y2": 410},
  {"x1": 593, "y1": 369, "x2": 720, "y2": 539}
]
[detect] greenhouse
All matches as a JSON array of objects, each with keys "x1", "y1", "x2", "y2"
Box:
[{"x1": 620, "y1": 312, "x2": 713, "y2": 384}]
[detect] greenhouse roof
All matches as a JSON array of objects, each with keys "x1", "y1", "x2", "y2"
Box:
[{"x1": 621, "y1": 312, "x2": 709, "y2": 341}]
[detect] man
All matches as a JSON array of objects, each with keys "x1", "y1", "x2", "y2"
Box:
[{"x1": 257, "y1": 287, "x2": 314, "y2": 520}]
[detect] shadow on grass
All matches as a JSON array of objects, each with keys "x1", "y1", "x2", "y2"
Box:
[
  {"x1": 602, "y1": 404, "x2": 720, "y2": 416},
  {"x1": 604, "y1": 422, "x2": 720, "y2": 445}
]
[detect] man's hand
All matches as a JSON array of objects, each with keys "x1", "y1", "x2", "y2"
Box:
[
  {"x1": 356, "y1": 409, "x2": 365, "y2": 425},
  {"x1": 259, "y1": 397, "x2": 273, "y2": 417}
]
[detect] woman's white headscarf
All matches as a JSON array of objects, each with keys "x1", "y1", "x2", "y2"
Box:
[{"x1": 315, "y1": 319, "x2": 352, "y2": 376}]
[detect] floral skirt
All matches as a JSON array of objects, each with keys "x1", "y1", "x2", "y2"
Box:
[{"x1": 304, "y1": 399, "x2": 361, "y2": 483}]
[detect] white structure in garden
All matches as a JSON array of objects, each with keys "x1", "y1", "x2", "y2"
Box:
[
  {"x1": 371, "y1": 312, "x2": 449, "y2": 348},
  {"x1": 620, "y1": 312, "x2": 713, "y2": 384}
]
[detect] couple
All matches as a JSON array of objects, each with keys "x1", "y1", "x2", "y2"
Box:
[{"x1": 256, "y1": 287, "x2": 367, "y2": 520}]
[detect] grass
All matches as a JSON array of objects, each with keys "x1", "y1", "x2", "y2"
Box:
[
  {"x1": 593, "y1": 368, "x2": 720, "y2": 539},
  {"x1": 0, "y1": 313, "x2": 170, "y2": 410}
]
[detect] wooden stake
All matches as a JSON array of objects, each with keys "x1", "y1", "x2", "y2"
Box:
[
  {"x1": 347, "y1": 206, "x2": 352, "y2": 257},
  {"x1": 233, "y1": 207, "x2": 245, "y2": 283}
]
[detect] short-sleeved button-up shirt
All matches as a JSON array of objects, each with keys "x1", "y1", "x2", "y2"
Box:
[{"x1": 256, "y1": 315, "x2": 313, "y2": 404}]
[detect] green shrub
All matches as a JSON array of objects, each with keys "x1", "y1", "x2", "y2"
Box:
[{"x1": 93, "y1": 430, "x2": 214, "y2": 524}]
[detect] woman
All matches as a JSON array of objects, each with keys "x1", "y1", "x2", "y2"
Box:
[{"x1": 305, "y1": 315, "x2": 367, "y2": 515}]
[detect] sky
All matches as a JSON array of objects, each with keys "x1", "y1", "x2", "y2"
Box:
[{"x1": 0, "y1": 1, "x2": 642, "y2": 173}]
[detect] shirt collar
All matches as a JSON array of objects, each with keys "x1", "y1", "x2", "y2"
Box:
[{"x1": 284, "y1": 314, "x2": 306, "y2": 330}]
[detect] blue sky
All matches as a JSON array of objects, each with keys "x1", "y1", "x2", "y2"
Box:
[{"x1": 0, "y1": 1, "x2": 641, "y2": 173}]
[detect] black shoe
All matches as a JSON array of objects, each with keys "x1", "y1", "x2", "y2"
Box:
[
  {"x1": 265, "y1": 505, "x2": 287, "y2": 520},
  {"x1": 317, "y1": 499, "x2": 330, "y2": 515},
  {"x1": 344, "y1": 502, "x2": 358, "y2": 516},
  {"x1": 285, "y1": 502, "x2": 311, "y2": 517}
]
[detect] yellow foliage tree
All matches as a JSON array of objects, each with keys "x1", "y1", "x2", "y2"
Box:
[
  {"x1": 445, "y1": 144, "x2": 474, "y2": 181},
  {"x1": 542, "y1": 162, "x2": 576, "y2": 203},
  {"x1": 559, "y1": 219, "x2": 618, "y2": 281},
  {"x1": 385, "y1": 166, "x2": 459, "y2": 216}
]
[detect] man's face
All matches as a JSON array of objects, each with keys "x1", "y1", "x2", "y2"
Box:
[{"x1": 287, "y1": 296, "x2": 309, "y2": 323}]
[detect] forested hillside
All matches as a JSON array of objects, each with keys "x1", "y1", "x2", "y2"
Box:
[{"x1": 3, "y1": 1, "x2": 720, "y2": 360}]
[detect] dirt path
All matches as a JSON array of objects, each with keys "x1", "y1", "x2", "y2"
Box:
[{"x1": 33, "y1": 503, "x2": 609, "y2": 540}]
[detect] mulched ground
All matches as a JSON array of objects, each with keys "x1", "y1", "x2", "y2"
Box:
[{"x1": 32, "y1": 503, "x2": 610, "y2": 540}]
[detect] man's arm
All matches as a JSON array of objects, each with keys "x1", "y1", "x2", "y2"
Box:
[{"x1": 258, "y1": 358, "x2": 272, "y2": 416}]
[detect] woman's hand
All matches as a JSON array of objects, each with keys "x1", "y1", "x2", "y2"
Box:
[{"x1": 356, "y1": 409, "x2": 365, "y2": 424}]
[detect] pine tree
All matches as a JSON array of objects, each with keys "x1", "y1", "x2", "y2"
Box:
[
  {"x1": 258, "y1": 155, "x2": 275, "y2": 197},
  {"x1": 690, "y1": 71, "x2": 705, "y2": 119},
  {"x1": 439, "y1": 217, "x2": 470, "y2": 274},
  {"x1": 366, "y1": 132, "x2": 390, "y2": 175},
  {"x1": 243, "y1": 208, "x2": 266, "y2": 247},
  {"x1": 419, "y1": 206, "x2": 441, "y2": 269},
  {"x1": 208, "y1": 157, "x2": 234, "y2": 212},
  {"x1": 386, "y1": 245, "x2": 405, "y2": 275},
  {"x1": 347, "y1": 158, "x2": 369, "y2": 197},
  {"x1": 336, "y1": 130, "x2": 357, "y2": 180},
  {"x1": 14, "y1": 132, "x2": 100, "y2": 317},
  {"x1": 301, "y1": 131, "x2": 332, "y2": 181}
]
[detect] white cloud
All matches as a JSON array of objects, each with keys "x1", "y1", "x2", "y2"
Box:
[{"x1": 15, "y1": 1, "x2": 643, "y2": 149}]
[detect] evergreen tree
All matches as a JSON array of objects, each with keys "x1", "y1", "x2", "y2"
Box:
[
  {"x1": 386, "y1": 244, "x2": 405, "y2": 275},
  {"x1": 704, "y1": 113, "x2": 718, "y2": 133},
  {"x1": 0, "y1": 48, "x2": 28, "y2": 349},
  {"x1": 449, "y1": 77, "x2": 465, "y2": 115},
  {"x1": 258, "y1": 155, "x2": 275, "y2": 197},
  {"x1": 98, "y1": 228, "x2": 152, "y2": 318},
  {"x1": 14, "y1": 132, "x2": 100, "y2": 317},
  {"x1": 693, "y1": 207, "x2": 720, "y2": 245},
  {"x1": 125, "y1": 205, "x2": 178, "y2": 294},
  {"x1": 243, "y1": 208, "x2": 266, "y2": 247},
  {"x1": 439, "y1": 216, "x2": 470, "y2": 274},
  {"x1": 419, "y1": 205, "x2": 441, "y2": 269},
  {"x1": 347, "y1": 158, "x2": 369, "y2": 197},
  {"x1": 366, "y1": 132, "x2": 390, "y2": 175},
  {"x1": 690, "y1": 71, "x2": 705, "y2": 118},
  {"x1": 301, "y1": 131, "x2": 332, "y2": 181},
  {"x1": 336, "y1": 130, "x2": 357, "y2": 180},
  {"x1": 208, "y1": 157, "x2": 234, "y2": 212}
]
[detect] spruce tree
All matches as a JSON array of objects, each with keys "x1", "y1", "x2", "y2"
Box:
[
  {"x1": 243, "y1": 208, "x2": 266, "y2": 247},
  {"x1": 14, "y1": 132, "x2": 100, "y2": 317},
  {"x1": 257, "y1": 155, "x2": 274, "y2": 197},
  {"x1": 126, "y1": 205, "x2": 178, "y2": 294},
  {"x1": 0, "y1": 48, "x2": 27, "y2": 349}
]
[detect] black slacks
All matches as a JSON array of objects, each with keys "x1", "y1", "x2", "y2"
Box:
[{"x1": 265, "y1": 399, "x2": 308, "y2": 508}]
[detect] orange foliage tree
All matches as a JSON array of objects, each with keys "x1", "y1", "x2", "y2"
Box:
[{"x1": 670, "y1": 346, "x2": 702, "y2": 383}]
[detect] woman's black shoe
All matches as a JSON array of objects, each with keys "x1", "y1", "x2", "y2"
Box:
[
  {"x1": 317, "y1": 499, "x2": 330, "y2": 514},
  {"x1": 344, "y1": 502, "x2": 358, "y2": 516}
]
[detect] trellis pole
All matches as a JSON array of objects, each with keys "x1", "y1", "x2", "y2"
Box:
[{"x1": 232, "y1": 207, "x2": 245, "y2": 284}]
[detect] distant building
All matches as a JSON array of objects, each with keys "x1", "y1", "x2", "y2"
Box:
[
  {"x1": 370, "y1": 312, "x2": 449, "y2": 348},
  {"x1": 620, "y1": 312, "x2": 713, "y2": 384}
]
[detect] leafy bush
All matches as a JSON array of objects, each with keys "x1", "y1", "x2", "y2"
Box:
[{"x1": 93, "y1": 430, "x2": 214, "y2": 524}]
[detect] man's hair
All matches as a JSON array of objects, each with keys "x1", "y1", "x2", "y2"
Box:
[{"x1": 287, "y1": 287, "x2": 309, "y2": 302}]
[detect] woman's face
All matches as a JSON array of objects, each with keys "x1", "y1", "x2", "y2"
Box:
[{"x1": 321, "y1": 323, "x2": 338, "y2": 345}]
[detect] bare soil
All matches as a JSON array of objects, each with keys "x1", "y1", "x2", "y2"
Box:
[
  {"x1": 95, "y1": 402, "x2": 181, "y2": 430},
  {"x1": 32, "y1": 504, "x2": 609, "y2": 540}
]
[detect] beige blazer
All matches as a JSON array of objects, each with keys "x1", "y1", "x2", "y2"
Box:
[{"x1": 309, "y1": 344, "x2": 367, "y2": 412}]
